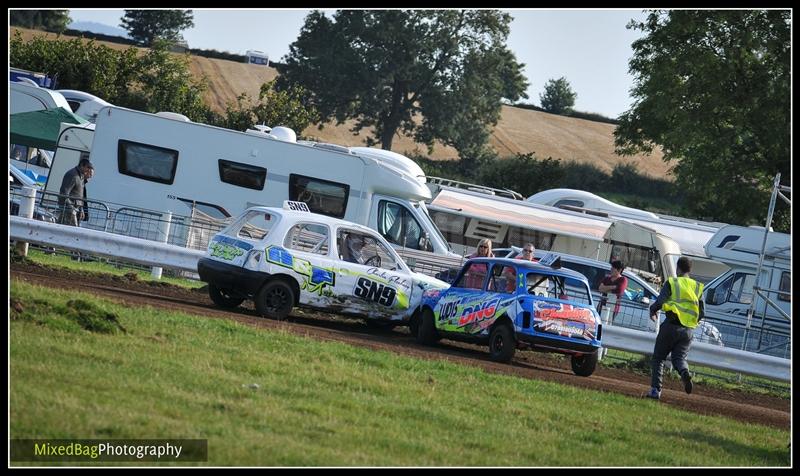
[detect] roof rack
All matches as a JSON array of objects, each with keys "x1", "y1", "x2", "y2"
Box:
[{"x1": 426, "y1": 176, "x2": 524, "y2": 200}]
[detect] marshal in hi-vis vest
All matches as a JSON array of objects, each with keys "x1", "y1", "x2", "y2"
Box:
[{"x1": 662, "y1": 276, "x2": 704, "y2": 329}]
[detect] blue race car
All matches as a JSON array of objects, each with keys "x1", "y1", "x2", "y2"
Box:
[{"x1": 412, "y1": 256, "x2": 603, "y2": 376}]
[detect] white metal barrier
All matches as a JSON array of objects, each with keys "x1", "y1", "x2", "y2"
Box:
[
  {"x1": 602, "y1": 325, "x2": 790, "y2": 382},
  {"x1": 10, "y1": 215, "x2": 790, "y2": 382},
  {"x1": 11, "y1": 216, "x2": 204, "y2": 273}
]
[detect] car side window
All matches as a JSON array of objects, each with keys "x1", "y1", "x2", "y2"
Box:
[
  {"x1": 337, "y1": 229, "x2": 399, "y2": 271},
  {"x1": 487, "y1": 265, "x2": 517, "y2": 294},
  {"x1": 284, "y1": 223, "x2": 330, "y2": 255},
  {"x1": 454, "y1": 262, "x2": 489, "y2": 290}
]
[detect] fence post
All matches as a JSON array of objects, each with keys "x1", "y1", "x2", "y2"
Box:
[
  {"x1": 151, "y1": 211, "x2": 173, "y2": 280},
  {"x1": 14, "y1": 186, "x2": 38, "y2": 257}
]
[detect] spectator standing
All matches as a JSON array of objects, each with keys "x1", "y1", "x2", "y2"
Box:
[
  {"x1": 516, "y1": 243, "x2": 538, "y2": 262},
  {"x1": 597, "y1": 260, "x2": 628, "y2": 322},
  {"x1": 58, "y1": 158, "x2": 94, "y2": 227}
]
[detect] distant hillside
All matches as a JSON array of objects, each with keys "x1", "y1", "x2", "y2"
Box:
[
  {"x1": 12, "y1": 27, "x2": 671, "y2": 179},
  {"x1": 69, "y1": 21, "x2": 130, "y2": 39}
]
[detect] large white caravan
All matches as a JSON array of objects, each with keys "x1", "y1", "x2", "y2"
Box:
[
  {"x1": 426, "y1": 186, "x2": 681, "y2": 285},
  {"x1": 527, "y1": 188, "x2": 730, "y2": 283},
  {"x1": 43, "y1": 106, "x2": 457, "y2": 265},
  {"x1": 701, "y1": 225, "x2": 790, "y2": 357}
]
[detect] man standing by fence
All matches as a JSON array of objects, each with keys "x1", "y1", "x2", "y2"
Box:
[
  {"x1": 646, "y1": 256, "x2": 704, "y2": 400},
  {"x1": 58, "y1": 158, "x2": 94, "y2": 227}
]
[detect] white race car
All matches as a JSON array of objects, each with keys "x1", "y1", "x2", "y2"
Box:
[{"x1": 198, "y1": 202, "x2": 449, "y2": 324}]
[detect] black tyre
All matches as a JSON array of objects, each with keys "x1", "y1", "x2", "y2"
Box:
[
  {"x1": 415, "y1": 308, "x2": 440, "y2": 345},
  {"x1": 208, "y1": 284, "x2": 245, "y2": 309},
  {"x1": 488, "y1": 324, "x2": 516, "y2": 363},
  {"x1": 571, "y1": 351, "x2": 599, "y2": 377},
  {"x1": 255, "y1": 280, "x2": 295, "y2": 320}
]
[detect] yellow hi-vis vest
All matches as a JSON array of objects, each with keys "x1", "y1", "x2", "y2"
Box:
[{"x1": 662, "y1": 276, "x2": 704, "y2": 329}]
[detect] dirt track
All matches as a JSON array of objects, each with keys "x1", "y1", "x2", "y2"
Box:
[{"x1": 10, "y1": 261, "x2": 790, "y2": 430}]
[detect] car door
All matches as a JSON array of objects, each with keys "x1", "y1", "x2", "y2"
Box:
[
  {"x1": 275, "y1": 221, "x2": 336, "y2": 307},
  {"x1": 433, "y1": 261, "x2": 496, "y2": 336},
  {"x1": 333, "y1": 227, "x2": 414, "y2": 320}
]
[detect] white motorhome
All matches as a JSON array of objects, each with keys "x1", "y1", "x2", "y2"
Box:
[
  {"x1": 426, "y1": 186, "x2": 680, "y2": 285},
  {"x1": 43, "y1": 106, "x2": 458, "y2": 266},
  {"x1": 527, "y1": 188, "x2": 730, "y2": 284},
  {"x1": 701, "y1": 225, "x2": 790, "y2": 357}
]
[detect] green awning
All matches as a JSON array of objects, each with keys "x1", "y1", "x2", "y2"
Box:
[{"x1": 10, "y1": 107, "x2": 88, "y2": 151}]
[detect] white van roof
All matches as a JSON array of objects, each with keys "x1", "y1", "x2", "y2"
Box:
[
  {"x1": 705, "y1": 224, "x2": 790, "y2": 268},
  {"x1": 10, "y1": 81, "x2": 71, "y2": 114}
]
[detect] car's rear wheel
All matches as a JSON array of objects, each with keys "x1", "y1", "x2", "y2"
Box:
[
  {"x1": 255, "y1": 280, "x2": 295, "y2": 320},
  {"x1": 571, "y1": 351, "x2": 599, "y2": 377},
  {"x1": 208, "y1": 284, "x2": 244, "y2": 309},
  {"x1": 415, "y1": 308, "x2": 440, "y2": 345},
  {"x1": 488, "y1": 324, "x2": 516, "y2": 363}
]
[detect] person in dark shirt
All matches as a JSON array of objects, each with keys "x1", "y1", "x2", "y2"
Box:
[{"x1": 597, "y1": 260, "x2": 628, "y2": 322}]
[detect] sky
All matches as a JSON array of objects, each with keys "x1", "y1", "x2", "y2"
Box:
[{"x1": 66, "y1": 8, "x2": 649, "y2": 119}]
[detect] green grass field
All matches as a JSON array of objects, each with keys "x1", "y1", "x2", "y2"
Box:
[{"x1": 10, "y1": 281, "x2": 790, "y2": 467}]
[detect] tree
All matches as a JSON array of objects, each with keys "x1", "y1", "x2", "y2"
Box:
[
  {"x1": 275, "y1": 10, "x2": 528, "y2": 160},
  {"x1": 219, "y1": 80, "x2": 320, "y2": 134},
  {"x1": 120, "y1": 9, "x2": 194, "y2": 46},
  {"x1": 614, "y1": 10, "x2": 790, "y2": 231},
  {"x1": 10, "y1": 10, "x2": 71, "y2": 33},
  {"x1": 539, "y1": 77, "x2": 576, "y2": 115}
]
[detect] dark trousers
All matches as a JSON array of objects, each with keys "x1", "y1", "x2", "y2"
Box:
[{"x1": 651, "y1": 320, "x2": 693, "y2": 391}]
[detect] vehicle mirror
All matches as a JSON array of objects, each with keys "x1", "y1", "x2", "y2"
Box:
[
  {"x1": 406, "y1": 257, "x2": 417, "y2": 270},
  {"x1": 640, "y1": 296, "x2": 650, "y2": 305},
  {"x1": 648, "y1": 260, "x2": 657, "y2": 273}
]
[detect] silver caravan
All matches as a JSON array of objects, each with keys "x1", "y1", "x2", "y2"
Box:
[
  {"x1": 701, "y1": 225, "x2": 790, "y2": 357},
  {"x1": 43, "y1": 106, "x2": 456, "y2": 263},
  {"x1": 527, "y1": 188, "x2": 730, "y2": 284},
  {"x1": 426, "y1": 186, "x2": 681, "y2": 285}
]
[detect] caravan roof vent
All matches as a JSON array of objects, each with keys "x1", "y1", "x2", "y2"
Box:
[
  {"x1": 155, "y1": 111, "x2": 191, "y2": 122},
  {"x1": 245, "y1": 124, "x2": 273, "y2": 137},
  {"x1": 312, "y1": 142, "x2": 353, "y2": 154},
  {"x1": 270, "y1": 126, "x2": 296, "y2": 143}
]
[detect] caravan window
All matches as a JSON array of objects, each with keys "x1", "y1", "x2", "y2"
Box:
[
  {"x1": 218, "y1": 159, "x2": 267, "y2": 190},
  {"x1": 118, "y1": 140, "x2": 178, "y2": 184},
  {"x1": 377, "y1": 201, "x2": 425, "y2": 250},
  {"x1": 289, "y1": 174, "x2": 349, "y2": 219},
  {"x1": 714, "y1": 272, "x2": 755, "y2": 305},
  {"x1": 778, "y1": 272, "x2": 790, "y2": 302}
]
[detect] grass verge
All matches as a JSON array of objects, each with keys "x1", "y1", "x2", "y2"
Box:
[{"x1": 9, "y1": 280, "x2": 790, "y2": 467}]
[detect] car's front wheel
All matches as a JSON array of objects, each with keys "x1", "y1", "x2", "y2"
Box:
[
  {"x1": 255, "y1": 280, "x2": 295, "y2": 320},
  {"x1": 571, "y1": 351, "x2": 599, "y2": 377},
  {"x1": 488, "y1": 324, "x2": 516, "y2": 363},
  {"x1": 415, "y1": 308, "x2": 440, "y2": 345},
  {"x1": 208, "y1": 284, "x2": 244, "y2": 309}
]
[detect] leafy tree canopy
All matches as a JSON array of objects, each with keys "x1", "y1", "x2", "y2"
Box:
[
  {"x1": 121, "y1": 9, "x2": 194, "y2": 46},
  {"x1": 275, "y1": 9, "x2": 528, "y2": 166},
  {"x1": 614, "y1": 10, "x2": 790, "y2": 231},
  {"x1": 10, "y1": 10, "x2": 71, "y2": 33},
  {"x1": 539, "y1": 77, "x2": 577, "y2": 115}
]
